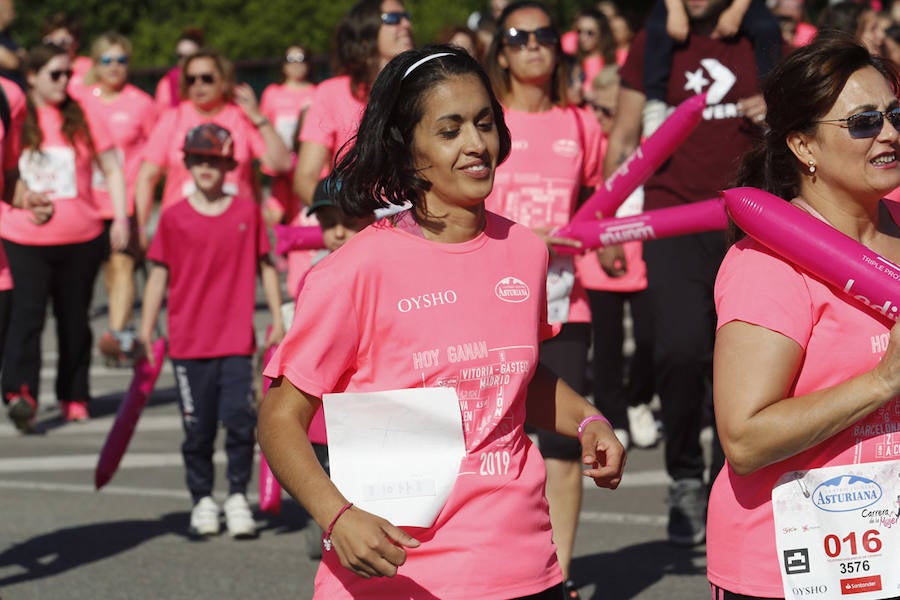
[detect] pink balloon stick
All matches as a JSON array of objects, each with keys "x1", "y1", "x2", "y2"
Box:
[
  {"x1": 95, "y1": 338, "x2": 167, "y2": 490},
  {"x1": 274, "y1": 224, "x2": 325, "y2": 254},
  {"x1": 258, "y1": 342, "x2": 282, "y2": 514},
  {"x1": 565, "y1": 92, "x2": 707, "y2": 230},
  {"x1": 722, "y1": 187, "x2": 900, "y2": 327},
  {"x1": 553, "y1": 197, "x2": 727, "y2": 254}
]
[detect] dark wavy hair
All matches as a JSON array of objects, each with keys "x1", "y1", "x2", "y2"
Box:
[
  {"x1": 332, "y1": 45, "x2": 512, "y2": 218},
  {"x1": 333, "y1": 0, "x2": 397, "y2": 100},
  {"x1": 485, "y1": 0, "x2": 569, "y2": 107},
  {"x1": 736, "y1": 32, "x2": 900, "y2": 201},
  {"x1": 22, "y1": 43, "x2": 95, "y2": 157},
  {"x1": 574, "y1": 8, "x2": 616, "y2": 66}
]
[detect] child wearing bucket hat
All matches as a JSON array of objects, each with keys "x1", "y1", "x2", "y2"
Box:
[{"x1": 140, "y1": 123, "x2": 285, "y2": 539}]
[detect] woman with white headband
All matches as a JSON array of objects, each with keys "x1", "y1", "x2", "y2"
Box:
[{"x1": 259, "y1": 46, "x2": 625, "y2": 599}]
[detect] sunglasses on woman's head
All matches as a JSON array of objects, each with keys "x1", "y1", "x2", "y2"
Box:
[
  {"x1": 381, "y1": 11, "x2": 411, "y2": 25},
  {"x1": 99, "y1": 55, "x2": 128, "y2": 66},
  {"x1": 503, "y1": 27, "x2": 558, "y2": 49},
  {"x1": 186, "y1": 73, "x2": 216, "y2": 86},
  {"x1": 814, "y1": 107, "x2": 900, "y2": 139},
  {"x1": 49, "y1": 69, "x2": 74, "y2": 82},
  {"x1": 285, "y1": 52, "x2": 306, "y2": 64}
]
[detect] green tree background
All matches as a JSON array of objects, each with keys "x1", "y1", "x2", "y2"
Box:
[{"x1": 15, "y1": 0, "x2": 655, "y2": 68}]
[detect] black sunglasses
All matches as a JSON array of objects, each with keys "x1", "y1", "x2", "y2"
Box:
[
  {"x1": 381, "y1": 11, "x2": 411, "y2": 25},
  {"x1": 99, "y1": 55, "x2": 128, "y2": 66},
  {"x1": 49, "y1": 69, "x2": 74, "y2": 82},
  {"x1": 503, "y1": 26, "x2": 558, "y2": 49},
  {"x1": 186, "y1": 73, "x2": 217, "y2": 86},
  {"x1": 815, "y1": 107, "x2": 900, "y2": 139},
  {"x1": 184, "y1": 154, "x2": 233, "y2": 167}
]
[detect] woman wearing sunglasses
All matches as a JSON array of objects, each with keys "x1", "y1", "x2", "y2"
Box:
[
  {"x1": 260, "y1": 43, "x2": 317, "y2": 228},
  {"x1": 81, "y1": 32, "x2": 158, "y2": 366},
  {"x1": 292, "y1": 0, "x2": 413, "y2": 208},
  {"x1": 572, "y1": 8, "x2": 617, "y2": 96},
  {"x1": 0, "y1": 43, "x2": 129, "y2": 430},
  {"x1": 134, "y1": 47, "x2": 292, "y2": 249},
  {"x1": 708, "y1": 35, "x2": 900, "y2": 600},
  {"x1": 484, "y1": 3, "x2": 606, "y2": 598}
]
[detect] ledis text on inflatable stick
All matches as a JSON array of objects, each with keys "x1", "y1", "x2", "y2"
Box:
[
  {"x1": 723, "y1": 187, "x2": 900, "y2": 326},
  {"x1": 95, "y1": 338, "x2": 167, "y2": 489},
  {"x1": 563, "y1": 92, "x2": 707, "y2": 231},
  {"x1": 553, "y1": 197, "x2": 727, "y2": 254},
  {"x1": 274, "y1": 224, "x2": 325, "y2": 254}
]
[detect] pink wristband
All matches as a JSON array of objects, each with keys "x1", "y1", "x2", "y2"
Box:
[
  {"x1": 322, "y1": 502, "x2": 354, "y2": 551},
  {"x1": 577, "y1": 414, "x2": 611, "y2": 441}
]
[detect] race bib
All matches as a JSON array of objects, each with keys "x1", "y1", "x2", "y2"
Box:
[
  {"x1": 19, "y1": 147, "x2": 77, "y2": 200},
  {"x1": 274, "y1": 115, "x2": 298, "y2": 150},
  {"x1": 546, "y1": 254, "x2": 575, "y2": 324},
  {"x1": 772, "y1": 460, "x2": 900, "y2": 599}
]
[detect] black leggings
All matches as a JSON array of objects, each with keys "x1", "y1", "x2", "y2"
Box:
[
  {"x1": 514, "y1": 582, "x2": 564, "y2": 600},
  {"x1": 2, "y1": 235, "x2": 105, "y2": 403}
]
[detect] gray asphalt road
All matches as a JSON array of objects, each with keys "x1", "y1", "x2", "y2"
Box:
[{"x1": 0, "y1": 282, "x2": 713, "y2": 600}]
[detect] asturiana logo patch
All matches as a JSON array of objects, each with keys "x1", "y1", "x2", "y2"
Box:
[
  {"x1": 495, "y1": 277, "x2": 530, "y2": 303},
  {"x1": 812, "y1": 475, "x2": 882, "y2": 513}
]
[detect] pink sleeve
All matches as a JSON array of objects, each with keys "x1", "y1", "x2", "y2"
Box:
[
  {"x1": 578, "y1": 110, "x2": 604, "y2": 188},
  {"x1": 714, "y1": 239, "x2": 814, "y2": 347},
  {"x1": 260, "y1": 85, "x2": 275, "y2": 122},
  {"x1": 263, "y1": 261, "x2": 360, "y2": 398},
  {"x1": 1, "y1": 79, "x2": 24, "y2": 170},
  {"x1": 142, "y1": 109, "x2": 177, "y2": 167},
  {"x1": 298, "y1": 84, "x2": 336, "y2": 149},
  {"x1": 146, "y1": 210, "x2": 170, "y2": 265}
]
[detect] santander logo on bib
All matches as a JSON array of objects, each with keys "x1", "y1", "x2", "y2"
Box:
[
  {"x1": 812, "y1": 475, "x2": 882, "y2": 513},
  {"x1": 495, "y1": 277, "x2": 530, "y2": 303}
]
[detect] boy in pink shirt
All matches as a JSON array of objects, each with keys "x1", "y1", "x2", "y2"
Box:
[{"x1": 140, "y1": 124, "x2": 284, "y2": 538}]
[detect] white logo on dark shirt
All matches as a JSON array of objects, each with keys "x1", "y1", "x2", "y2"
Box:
[{"x1": 683, "y1": 58, "x2": 736, "y2": 104}]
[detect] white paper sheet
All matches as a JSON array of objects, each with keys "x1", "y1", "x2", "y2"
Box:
[{"x1": 322, "y1": 387, "x2": 467, "y2": 527}]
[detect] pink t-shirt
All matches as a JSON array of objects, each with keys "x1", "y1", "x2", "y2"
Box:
[
  {"x1": 66, "y1": 56, "x2": 93, "y2": 102},
  {"x1": 264, "y1": 211, "x2": 563, "y2": 599},
  {"x1": 298, "y1": 75, "x2": 365, "y2": 164},
  {"x1": 141, "y1": 102, "x2": 267, "y2": 211},
  {"x1": 82, "y1": 84, "x2": 158, "y2": 218},
  {"x1": 147, "y1": 196, "x2": 269, "y2": 359},
  {"x1": 260, "y1": 82, "x2": 316, "y2": 151},
  {"x1": 707, "y1": 237, "x2": 900, "y2": 597},
  {"x1": 487, "y1": 106, "x2": 603, "y2": 323},
  {"x1": 0, "y1": 77, "x2": 25, "y2": 291},
  {"x1": 1, "y1": 102, "x2": 109, "y2": 246},
  {"x1": 154, "y1": 67, "x2": 181, "y2": 110}
]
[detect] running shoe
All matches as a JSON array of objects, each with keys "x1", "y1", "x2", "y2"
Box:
[
  {"x1": 628, "y1": 403, "x2": 661, "y2": 449},
  {"x1": 667, "y1": 478, "x2": 707, "y2": 546},
  {"x1": 6, "y1": 386, "x2": 37, "y2": 434},
  {"x1": 190, "y1": 496, "x2": 221, "y2": 537},
  {"x1": 564, "y1": 579, "x2": 581, "y2": 600},
  {"x1": 60, "y1": 400, "x2": 89, "y2": 423},
  {"x1": 223, "y1": 493, "x2": 257, "y2": 539},
  {"x1": 613, "y1": 428, "x2": 631, "y2": 451}
]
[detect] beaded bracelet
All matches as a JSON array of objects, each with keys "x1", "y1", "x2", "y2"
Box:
[
  {"x1": 577, "y1": 414, "x2": 611, "y2": 442},
  {"x1": 322, "y1": 502, "x2": 354, "y2": 551}
]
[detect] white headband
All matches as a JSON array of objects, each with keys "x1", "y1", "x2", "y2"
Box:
[{"x1": 402, "y1": 52, "x2": 453, "y2": 79}]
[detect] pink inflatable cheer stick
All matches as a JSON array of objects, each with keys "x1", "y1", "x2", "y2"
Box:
[
  {"x1": 95, "y1": 338, "x2": 167, "y2": 490},
  {"x1": 274, "y1": 224, "x2": 324, "y2": 255},
  {"x1": 258, "y1": 341, "x2": 282, "y2": 514},
  {"x1": 723, "y1": 187, "x2": 900, "y2": 327},
  {"x1": 564, "y1": 92, "x2": 708, "y2": 230},
  {"x1": 553, "y1": 197, "x2": 727, "y2": 254}
]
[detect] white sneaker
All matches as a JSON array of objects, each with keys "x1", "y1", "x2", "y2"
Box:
[
  {"x1": 190, "y1": 496, "x2": 220, "y2": 537},
  {"x1": 223, "y1": 493, "x2": 257, "y2": 539},
  {"x1": 628, "y1": 403, "x2": 661, "y2": 448}
]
